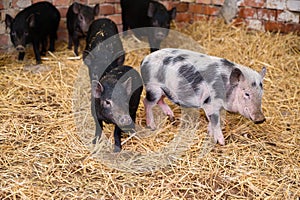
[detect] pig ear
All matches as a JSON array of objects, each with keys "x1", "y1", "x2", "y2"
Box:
[
  {"x1": 92, "y1": 80, "x2": 103, "y2": 98},
  {"x1": 260, "y1": 66, "x2": 266, "y2": 79},
  {"x1": 94, "y1": 4, "x2": 100, "y2": 16},
  {"x1": 168, "y1": 7, "x2": 176, "y2": 20},
  {"x1": 5, "y1": 14, "x2": 14, "y2": 29},
  {"x1": 73, "y1": 2, "x2": 80, "y2": 14},
  {"x1": 122, "y1": 77, "x2": 132, "y2": 96},
  {"x1": 230, "y1": 68, "x2": 244, "y2": 85},
  {"x1": 27, "y1": 14, "x2": 35, "y2": 28},
  {"x1": 147, "y1": 2, "x2": 155, "y2": 18}
]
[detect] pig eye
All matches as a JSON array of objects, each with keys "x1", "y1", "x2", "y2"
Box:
[
  {"x1": 24, "y1": 31, "x2": 29, "y2": 36},
  {"x1": 11, "y1": 31, "x2": 16, "y2": 36},
  {"x1": 78, "y1": 14, "x2": 84, "y2": 21},
  {"x1": 103, "y1": 100, "x2": 112, "y2": 107}
]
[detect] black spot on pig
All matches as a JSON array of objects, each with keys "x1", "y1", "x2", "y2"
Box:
[
  {"x1": 92, "y1": 66, "x2": 143, "y2": 152},
  {"x1": 178, "y1": 64, "x2": 204, "y2": 91},
  {"x1": 201, "y1": 63, "x2": 218, "y2": 83},
  {"x1": 67, "y1": 2, "x2": 99, "y2": 56},
  {"x1": 146, "y1": 90, "x2": 157, "y2": 102},
  {"x1": 5, "y1": 1, "x2": 60, "y2": 64},
  {"x1": 163, "y1": 56, "x2": 173, "y2": 65},
  {"x1": 213, "y1": 78, "x2": 226, "y2": 99},
  {"x1": 141, "y1": 61, "x2": 151, "y2": 84},
  {"x1": 156, "y1": 64, "x2": 166, "y2": 82},
  {"x1": 221, "y1": 58, "x2": 235, "y2": 68},
  {"x1": 251, "y1": 82, "x2": 256, "y2": 87},
  {"x1": 121, "y1": 0, "x2": 176, "y2": 52},
  {"x1": 209, "y1": 114, "x2": 219, "y2": 126},
  {"x1": 173, "y1": 54, "x2": 186, "y2": 63}
]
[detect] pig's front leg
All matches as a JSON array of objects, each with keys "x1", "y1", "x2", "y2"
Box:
[
  {"x1": 18, "y1": 52, "x2": 25, "y2": 61},
  {"x1": 203, "y1": 104, "x2": 225, "y2": 145}
]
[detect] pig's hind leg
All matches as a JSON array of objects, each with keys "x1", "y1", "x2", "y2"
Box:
[
  {"x1": 143, "y1": 86, "x2": 163, "y2": 130},
  {"x1": 157, "y1": 96, "x2": 174, "y2": 121}
]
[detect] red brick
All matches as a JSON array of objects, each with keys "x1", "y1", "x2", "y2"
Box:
[
  {"x1": 161, "y1": 1, "x2": 175, "y2": 10},
  {"x1": 238, "y1": 7, "x2": 257, "y2": 19},
  {"x1": 257, "y1": 8, "x2": 277, "y2": 21},
  {"x1": 202, "y1": 5, "x2": 220, "y2": 15},
  {"x1": 58, "y1": 7, "x2": 68, "y2": 18},
  {"x1": 114, "y1": 3, "x2": 122, "y2": 14},
  {"x1": 212, "y1": 0, "x2": 225, "y2": 5},
  {"x1": 107, "y1": 14, "x2": 122, "y2": 25},
  {"x1": 104, "y1": 0, "x2": 119, "y2": 3},
  {"x1": 175, "y1": 12, "x2": 193, "y2": 23},
  {"x1": 193, "y1": 14, "x2": 209, "y2": 21},
  {"x1": 100, "y1": 4, "x2": 115, "y2": 15},
  {"x1": 196, "y1": 0, "x2": 211, "y2": 4},
  {"x1": 57, "y1": 30, "x2": 68, "y2": 42},
  {"x1": 53, "y1": 0, "x2": 71, "y2": 6},
  {"x1": 88, "y1": 0, "x2": 105, "y2": 4},
  {"x1": 284, "y1": 23, "x2": 300, "y2": 33},
  {"x1": 264, "y1": 21, "x2": 284, "y2": 32},
  {"x1": 0, "y1": 34, "x2": 10, "y2": 49},
  {"x1": 176, "y1": 2, "x2": 189, "y2": 12},
  {"x1": 0, "y1": 2, "x2": 4, "y2": 9},
  {"x1": 189, "y1": 4, "x2": 204, "y2": 14},
  {"x1": 240, "y1": 0, "x2": 265, "y2": 8}
]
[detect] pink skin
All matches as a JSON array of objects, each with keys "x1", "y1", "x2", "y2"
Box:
[{"x1": 143, "y1": 95, "x2": 174, "y2": 130}]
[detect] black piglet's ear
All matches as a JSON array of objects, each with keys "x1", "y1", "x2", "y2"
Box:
[
  {"x1": 92, "y1": 80, "x2": 103, "y2": 98},
  {"x1": 5, "y1": 14, "x2": 14, "y2": 29},
  {"x1": 169, "y1": 7, "x2": 176, "y2": 20}
]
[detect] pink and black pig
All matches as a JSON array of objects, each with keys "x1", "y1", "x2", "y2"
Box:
[{"x1": 141, "y1": 48, "x2": 266, "y2": 145}]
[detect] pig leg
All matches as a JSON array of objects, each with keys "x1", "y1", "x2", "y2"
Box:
[
  {"x1": 92, "y1": 118, "x2": 103, "y2": 144},
  {"x1": 157, "y1": 96, "x2": 174, "y2": 121},
  {"x1": 18, "y1": 52, "x2": 25, "y2": 61},
  {"x1": 40, "y1": 36, "x2": 47, "y2": 56},
  {"x1": 67, "y1": 33, "x2": 73, "y2": 50},
  {"x1": 32, "y1": 39, "x2": 42, "y2": 64},
  {"x1": 48, "y1": 31, "x2": 56, "y2": 52},
  {"x1": 72, "y1": 35, "x2": 80, "y2": 56},
  {"x1": 203, "y1": 104, "x2": 225, "y2": 145},
  {"x1": 143, "y1": 86, "x2": 163, "y2": 130},
  {"x1": 113, "y1": 126, "x2": 122, "y2": 152}
]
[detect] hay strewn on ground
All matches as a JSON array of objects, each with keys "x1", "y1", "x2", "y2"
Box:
[{"x1": 1, "y1": 19, "x2": 299, "y2": 199}]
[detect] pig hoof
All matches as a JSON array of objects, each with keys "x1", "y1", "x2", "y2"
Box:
[
  {"x1": 113, "y1": 146, "x2": 121, "y2": 152},
  {"x1": 168, "y1": 115, "x2": 175, "y2": 122},
  {"x1": 146, "y1": 126, "x2": 156, "y2": 131}
]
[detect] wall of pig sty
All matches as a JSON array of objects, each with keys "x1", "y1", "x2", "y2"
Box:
[{"x1": 0, "y1": 0, "x2": 299, "y2": 51}]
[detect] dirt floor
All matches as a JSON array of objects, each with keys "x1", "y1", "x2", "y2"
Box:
[{"x1": 0, "y1": 19, "x2": 299, "y2": 199}]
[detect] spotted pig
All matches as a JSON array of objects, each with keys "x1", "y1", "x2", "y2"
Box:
[{"x1": 140, "y1": 48, "x2": 266, "y2": 145}]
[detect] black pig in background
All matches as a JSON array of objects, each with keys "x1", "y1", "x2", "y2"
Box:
[
  {"x1": 5, "y1": 1, "x2": 60, "y2": 64},
  {"x1": 67, "y1": 2, "x2": 99, "y2": 56},
  {"x1": 83, "y1": 18, "x2": 125, "y2": 81},
  {"x1": 121, "y1": 0, "x2": 176, "y2": 52}
]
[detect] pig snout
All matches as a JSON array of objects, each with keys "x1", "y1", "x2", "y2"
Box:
[
  {"x1": 250, "y1": 112, "x2": 266, "y2": 124},
  {"x1": 16, "y1": 45, "x2": 25, "y2": 52},
  {"x1": 155, "y1": 31, "x2": 166, "y2": 40},
  {"x1": 118, "y1": 115, "x2": 132, "y2": 126}
]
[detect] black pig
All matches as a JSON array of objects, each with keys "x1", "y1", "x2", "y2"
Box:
[
  {"x1": 67, "y1": 2, "x2": 99, "y2": 56},
  {"x1": 5, "y1": 1, "x2": 60, "y2": 64},
  {"x1": 92, "y1": 66, "x2": 143, "y2": 152},
  {"x1": 83, "y1": 18, "x2": 125, "y2": 81},
  {"x1": 121, "y1": 0, "x2": 176, "y2": 52}
]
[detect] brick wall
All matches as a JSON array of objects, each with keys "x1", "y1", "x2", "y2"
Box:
[{"x1": 0, "y1": 0, "x2": 299, "y2": 51}]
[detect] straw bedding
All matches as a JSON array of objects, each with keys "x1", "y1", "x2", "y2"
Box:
[{"x1": 0, "y1": 19, "x2": 299, "y2": 199}]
